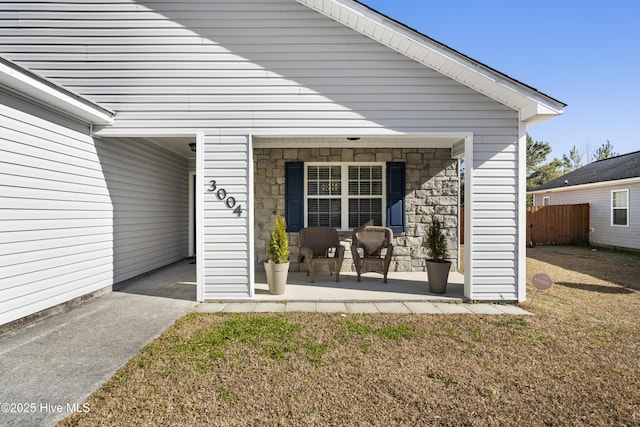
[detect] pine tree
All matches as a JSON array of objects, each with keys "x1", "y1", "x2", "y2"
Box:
[
  {"x1": 562, "y1": 145, "x2": 583, "y2": 172},
  {"x1": 593, "y1": 140, "x2": 618, "y2": 161},
  {"x1": 526, "y1": 134, "x2": 563, "y2": 189}
]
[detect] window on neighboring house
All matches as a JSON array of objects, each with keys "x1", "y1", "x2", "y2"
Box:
[
  {"x1": 306, "y1": 163, "x2": 384, "y2": 230},
  {"x1": 285, "y1": 161, "x2": 406, "y2": 233},
  {"x1": 542, "y1": 196, "x2": 550, "y2": 206},
  {"x1": 612, "y1": 189, "x2": 629, "y2": 226}
]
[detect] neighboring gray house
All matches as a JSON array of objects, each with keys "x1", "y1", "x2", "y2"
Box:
[
  {"x1": 529, "y1": 151, "x2": 640, "y2": 250},
  {"x1": 0, "y1": 0, "x2": 564, "y2": 326}
]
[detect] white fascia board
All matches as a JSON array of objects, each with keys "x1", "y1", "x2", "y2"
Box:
[
  {"x1": 0, "y1": 58, "x2": 114, "y2": 125},
  {"x1": 92, "y1": 128, "x2": 199, "y2": 138},
  {"x1": 528, "y1": 177, "x2": 640, "y2": 195},
  {"x1": 297, "y1": 0, "x2": 565, "y2": 120}
]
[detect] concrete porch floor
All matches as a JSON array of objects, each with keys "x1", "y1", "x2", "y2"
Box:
[
  {"x1": 113, "y1": 260, "x2": 530, "y2": 315},
  {"x1": 113, "y1": 260, "x2": 465, "y2": 304},
  {"x1": 252, "y1": 270, "x2": 466, "y2": 302}
]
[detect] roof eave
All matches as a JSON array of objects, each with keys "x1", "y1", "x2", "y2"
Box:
[
  {"x1": 520, "y1": 102, "x2": 565, "y2": 126},
  {"x1": 528, "y1": 177, "x2": 640, "y2": 194},
  {"x1": 0, "y1": 57, "x2": 114, "y2": 126}
]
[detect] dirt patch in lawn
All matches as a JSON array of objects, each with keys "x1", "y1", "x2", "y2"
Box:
[{"x1": 60, "y1": 246, "x2": 640, "y2": 426}]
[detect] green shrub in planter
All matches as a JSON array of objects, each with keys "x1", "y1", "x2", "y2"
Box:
[
  {"x1": 425, "y1": 215, "x2": 448, "y2": 262},
  {"x1": 424, "y1": 215, "x2": 451, "y2": 294},
  {"x1": 265, "y1": 215, "x2": 290, "y2": 295},
  {"x1": 268, "y1": 215, "x2": 289, "y2": 264}
]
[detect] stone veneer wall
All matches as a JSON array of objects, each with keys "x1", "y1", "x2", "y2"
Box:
[{"x1": 254, "y1": 147, "x2": 458, "y2": 273}]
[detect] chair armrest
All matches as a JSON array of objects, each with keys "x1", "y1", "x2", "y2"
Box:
[
  {"x1": 350, "y1": 244, "x2": 363, "y2": 260},
  {"x1": 301, "y1": 246, "x2": 314, "y2": 260},
  {"x1": 384, "y1": 243, "x2": 394, "y2": 261},
  {"x1": 332, "y1": 245, "x2": 345, "y2": 259}
]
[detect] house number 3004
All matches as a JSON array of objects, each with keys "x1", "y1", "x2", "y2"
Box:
[{"x1": 207, "y1": 180, "x2": 243, "y2": 216}]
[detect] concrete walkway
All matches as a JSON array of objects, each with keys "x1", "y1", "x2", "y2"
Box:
[
  {"x1": 195, "y1": 300, "x2": 531, "y2": 315},
  {"x1": 0, "y1": 262, "x2": 197, "y2": 427},
  {"x1": 0, "y1": 260, "x2": 530, "y2": 427}
]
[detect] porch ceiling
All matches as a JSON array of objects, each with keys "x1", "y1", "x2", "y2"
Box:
[
  {"x1": 102, "y1": 135, "x2": 196, "y2": 159},
  {"x1": 147, "y1": 136, "x2": 196, "y2": 159}
]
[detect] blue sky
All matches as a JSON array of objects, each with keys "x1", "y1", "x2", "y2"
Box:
[{"x1": 359, "y1": 0, "x2": 640, "y2": 161}]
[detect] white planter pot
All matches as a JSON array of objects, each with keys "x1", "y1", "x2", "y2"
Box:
[{"x1": 264, "y1": 261, "x2": 289, "y2": 295}]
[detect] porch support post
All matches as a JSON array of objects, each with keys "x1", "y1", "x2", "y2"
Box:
[
  {"x1": 463, "y1": 134, "x2": 473, "y2": 300},
  {"x1": 196, "y1": 132, "x2": 205, "y2": 302},
  {"x1": 516, "y1": 122, "x2": 527, "y2": 302},
  {"x1": 248, "y1": 135, "x2": 255, "y2": 298}
]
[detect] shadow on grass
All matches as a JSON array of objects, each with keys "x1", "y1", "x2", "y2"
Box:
[
  {"x1": 527, "y1": 245, "x2": 640, "y2": 291},
  {"x1": 555, "y1": 281, "x2": 635, "y2": 294}
]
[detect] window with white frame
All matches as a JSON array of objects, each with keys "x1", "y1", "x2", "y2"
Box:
[
  {"x1": 542, "y1": 196, "x2": 550, "y2": 206},
  {"x1": 306, "y1": 163, "x2": 384, "y2": 230},
  {"x1": 611, "y1": 189, "x2": 629, "y2": 226}
]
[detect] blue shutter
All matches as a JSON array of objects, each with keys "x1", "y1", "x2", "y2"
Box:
[
  {"x1": 285, "y1": 162, "x2": 304, "y2": 232},
  {"x1": 386, "y1": 162, "x2": 406, "y2": 233}
]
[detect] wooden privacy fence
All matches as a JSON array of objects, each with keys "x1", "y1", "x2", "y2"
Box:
[
  {"x1": 459, "y1": 205, "x2": 588, "y2": 245},
  {"x1": 526, "y1": 204, "x2": 590, "y2": 246}
]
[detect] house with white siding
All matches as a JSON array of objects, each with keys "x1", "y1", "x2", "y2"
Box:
[
  {"x1": 0, "y1": 0, "x2": 565, "y2": 326},
  {"x1": 529, "y1": 151, "x2": 640, "y2": 250}
]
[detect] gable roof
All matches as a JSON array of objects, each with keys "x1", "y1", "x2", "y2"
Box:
[
  {"x1": 296, "y1": 0, "x2": 566, "y2": 125},
  {"x1": 530, "y1": 151, "x2": 640, "y2": 192}
]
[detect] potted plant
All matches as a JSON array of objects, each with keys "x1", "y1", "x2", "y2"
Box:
[
  {"x1": 264, "y1": 215, "x2": 290, "y2": 295},
  {"x1": 424, "y1": 215, "x2": 451, "y2": 294}
]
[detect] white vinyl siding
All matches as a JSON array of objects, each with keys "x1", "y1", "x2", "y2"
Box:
[
  {"x1": 97, "y1": 137, "x2": 189, "y2": 284},
  {"x1": 2, "y1": 0, "x2": 522, "y2": 301},
  {"x1": 202, "y1": 135, "x2": 251, "y2": 300},
  {"x1": 0, "y1": 96, "x2": 113, "y2": 326},
  {"x1": 0, "y1": 1, "x2": 516, "y2": 135},
  {"x1": 469, "y1": 136, "x2": 521, "y2": 301},
  {"x1": 0, "y1": 92, "x2": 188, "y2": 326}
]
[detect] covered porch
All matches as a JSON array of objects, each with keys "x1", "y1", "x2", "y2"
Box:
[{"x1": 251, "y1": 134, "x2": 467, "y2": 300}]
